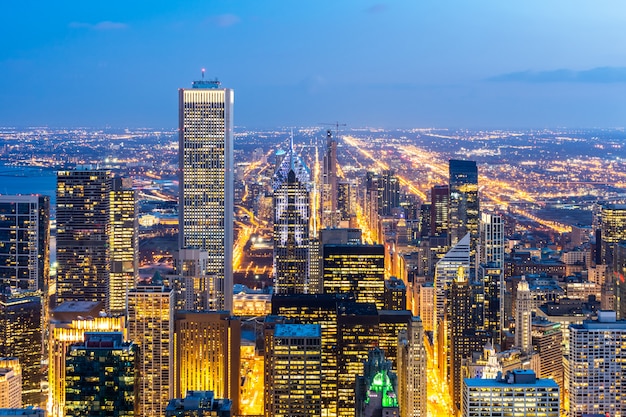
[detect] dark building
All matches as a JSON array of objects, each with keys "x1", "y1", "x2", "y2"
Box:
[
  {"x1": 448, "y1": 160, "x2": 479, "y2": 250},
  {"x1": 384, "y1": 277, "x2": 406, "y2": 310},
  {"x1": 480, "y1": 262, "x2": 503, "y2": 344},
  {"x1": 355, "y1": 348, "x2": 399, "y2": 417},
  {"x1": 64, "y1": 332, "x2": 138, "y2": 417},
  {"x1": 430, "y1": 185, "x2": 449, "y2": 237},
  {"x1": 165, "y1": 391, "x2": 231, "y2": 417}
]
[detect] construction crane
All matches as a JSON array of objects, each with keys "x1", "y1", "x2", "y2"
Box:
[{"x1": 319, "y1": 121, "x2": 347, "y2": 139}]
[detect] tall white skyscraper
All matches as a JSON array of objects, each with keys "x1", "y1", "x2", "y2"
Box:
[
  {"x1": 178, "y1": 78, "x2": 234, "y2": 311},
  {"x1": 479, "y1": 213, "x2": 505, "y2": 342},
  {"x1": 515, "y1": 277, "x2": 532, "y2": 354},
  {"x1": 569, "y1": 311, "x2": 626, "y2": 417},
  {"x1": 397, "y1": 317, "x2": 427, "y2": 417}
]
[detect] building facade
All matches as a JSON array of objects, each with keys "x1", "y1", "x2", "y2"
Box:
[{"x1": 448, "y1": 160, "x2": 479, "y2": 250}]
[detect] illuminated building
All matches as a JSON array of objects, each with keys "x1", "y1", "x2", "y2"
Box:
[
  {"x1": 309, "y1": 238, "x2": 322, "y2": 294},
  {"x1": 0, "y1": 195, "x2": 49, "y2": 292},
  {"x1": 616, "y1": 242, "x2": 626, "y2": 319},
  {"x1": 418, "y1": 283, "x2": 434, "y2": 332},
  {"x1": 174, "y1": 249, "x2": 222, "y2": 311},
  {"x1": 515, "y1": 277, "x2": 532, "y2": 353},
  {"x1": 173, "y1": 311, "x2": 240, "y2": 415},
  {"x1": 178, "y1": 78, "x2": 234, "y2": 312},
  {"x1": 378, "y1": 310, "x2": 412, "y2": 367},
  {"x1": 322, "y1": 130, "x2": 339, "y2": 228},
  {"x1": 531, "y1": 317, "x2": 563, "y2": 407},
  {"x1": 232, "y1": 292, "x2": 271, "y2": 317},
  {"x1": 479, "y1": 213, "x2": 504, "y2": 342},
  {"x1": 430, "y1": 185, "x2": 449, "y2": 237},
  {"x1": 323, "y1": 244, "x2": 385, "y2": 310},
  {"x1": 397, "y1": 317, "x2": 426, "y2": 417},
  {"x1": 462, "y1": 370, "x2": 559, "y2": 417},
  {"x1": 355, "y1": 348, "x2": 399, "y2": 417},
  {"x1": 108, "y1": 177, "x2": 137, "y2": 315},
  {"x1": 48, "y1": 303, "x2": 125, "y2": 417},
  {"x1": 337, "y1": 302, "x2": 379, "y2": 417},
  {"x1": 0, "y1": 293, "x2": 42, "y2": 406},
  {"x1": 56, "y1": 169, "x2": 111, "y2": 305},
  {"x1": 64, "y1": 332, "x2": 137, "y2": 417},
  {"x1": 272, "y1": 137, "x2": 311, "y2": 294},
  {"x1": 600, "y1": 204, "x2": 626, "y2": 268},
  {"x1": 320, "y1": 228, "x2": 362, "y2": 245},
  {"x1": 272, "y1": 293, "x2": 352, "y2": 417},
  {"x1": 337, "y1": 181, "x2": 352, "y2": 222},
  {"x1": 265, "y1": 323, "x2": 322, "y2": 417},
  {"x1": 0, "y1": 358, "x2": 21, "y2": 408},
  {"x1": 448, "y1": 160, "x2": 478, "y2": 250},
  {"x1": 434, "y1": 233, "x2": 470, "y2": 373},
  {"x1": 384, "y1": 277, "x2": 406, "y2": 310},
  {"x1": 128, "y1": 284, "x2": 173, "y2": 417},
  {"x1": 568, "y1": 311, "x2": 626, "y2": 417},
  {"x1": 377, "y1": 170, "x2": 400, "y2": 217},
  {"x1": 165, "y1": 391, "x2": 231, "y2": 417}
]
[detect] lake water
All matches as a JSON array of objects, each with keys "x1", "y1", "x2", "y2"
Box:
[{"x1": 0, "y1": 163, "x2": 57, "y2": 206}]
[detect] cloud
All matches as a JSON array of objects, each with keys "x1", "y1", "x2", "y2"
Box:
[
  {"x1": 487, "y1": 67, "x2": 626, "y2": 83},
  {"x1": 366, "y1": 4, "x2": 388, "y2": 14},
  {"x1": 69, "y1": 21, "x2": 128, "y2": 30},
  {"x1": 206, "y1": 14, "x2": 241, "y2": 28}
]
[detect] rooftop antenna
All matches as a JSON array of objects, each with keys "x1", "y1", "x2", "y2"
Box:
[
  {"x1": 289, "y1": 128, "x2": 295, "y2": 169},
  {"x1": 319, "y1": 121, "x2": 347, "y2": 140},
  {"x1": 201, "y1": 68, "x2": 205, "y2": 79}
]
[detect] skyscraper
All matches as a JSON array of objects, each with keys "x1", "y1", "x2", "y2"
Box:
[
  {"x1": 265, "y1": 323, "x2": 322, "y2": 417},
  {"x1": 56, "y1": 169, "x2": 111, "y2": 305},
  {"x1": 128, "y1": 284, "x2": 174, "y2": 417},
  {"x1": 448, "y1": 160, "x2": 479, "y2": 250},
  {"x1": 397, "y1": 317, "x2": 427, "y2": 417},
  {"x1": 515, "y1": 277, "x2": 532, "y2": 354},
  {"x1": 568, "y1": 311, "x2": 626, "y2": 417},
  {"x1": 479, "y1": 213, "x2": 504, "y2": 343},
  {"x1": 108, "y1": 177, "x2": 137, "y2": 315},
  {"x1": 0, "y1": 358, "x2": 21, "y2": 409},
  {"x1": 272, "y1": 138, "x2": 311, "y2": 294},
  {"x1": 322, "y1": 130, "x2": 339, "y2": 228},
  {"x1": 0, "y1": 195, "x2": 50, "y2": 292},
  {"x1": 600, "y1": 204, "x2": 626, "y2": 268},
  {"x1": 178, "y1": 78, "x2": 234, "y2": 312},
  {"x1": 430, "y1": 185, "x2": 449, "y2": 237},
  {"x1": 355, "y1": 348, "x2": 399, "y2": 417},
  {"x1": 64, "y1": 332, "x2": 138, "y2": 417}
]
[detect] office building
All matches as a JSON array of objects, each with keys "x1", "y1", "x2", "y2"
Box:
[
  {"x1": 397, "y1": 317, "x2": 427, "y2": 417},
  {"x1": 174, "y1": 312, "x2": 240, "y2": 414},
  {"x1": 430, "y1": 185, "x2": 449, "y2": 237},
  {"x1": 272, "y1": 138, "x2": 312, "y2": 294},
  {"x1": 56, "y1": 169, "x2": 111, "y2": 305},
  {"x1": 128, "y1": 284, "x2": 173, "y2": 417},
  {"x1": 377, "y1": 170, "x2": 400, "y2": 217},
  {"x1": 323, "y1": 244, "x2": 385, "y2": 310},
  {"x1": 64, "y1": 332, "x2": 137, "y2": 417},
  {"x1": 48, "y1": 303, "x2": 125, "y2": 417},
  {"x1": 384, "y1": 277, "x2": 406, "y2": 310},
  {"x1": 355, "y1": 348, "x2": 399, "y2": 417},
  {"x1": 462, "y1": 370, "x2": 559, "y2": 417},
  {"x1": 0, "y1": 195, "x2": 49, "y2": 292},
  {"x1": 0, "y1": 293, "x2": 41, "y2": 406},
  {"x1": 108, "y1": 177, "x2": 137, "y2": 315},
  {"x1": 0, "y1": 359, "x2": 21, "y2": 409},
  {"x1": 166, "y1": 391, "x2": 231, "y2": 417},
  {"x1": 265, "y1": 324, "x2": 322, "y2": 417},
  {"x1": 378, "y1": 310, "x2": 413, "y2": 368},
  {"x1": 178, "y1": 78, "x2": 234, "y2": 311},
  {"x1": 448, "y1": 160, "x2": 479, "y2": 250},
  {"x1": 568, "y1": 311, "x2": 626, "y2": 417},
  {"x1": 515, "y1": 277, "x2": 532, "y2": 353},
  {"x1": 531, "y1": 317, "x2": 563, "y2": 407},
  {"x1": 600, "y1": 204, "x2": 626, "y2": 268},
  {"x1": 322, "y1": 130, "x2": 339, "y2": 228},
  {"x1": 337, "y1": 181, "x2": 352, "y2": 222}
]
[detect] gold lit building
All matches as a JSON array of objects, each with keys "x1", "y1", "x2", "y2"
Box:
[
  {"x1": 128, "y1": 284, "x2": 173, "y2": 417},
  {"x1": 178, "y1": 79, "x2": 234, "y2": 312},
  {"x1": 173, "y1": 311, "x2": 241, "y2": 415}
]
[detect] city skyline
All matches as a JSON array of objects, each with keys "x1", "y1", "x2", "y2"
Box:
[{"x1": 2, "y1": 1, "x2": 626, "y2": 128}]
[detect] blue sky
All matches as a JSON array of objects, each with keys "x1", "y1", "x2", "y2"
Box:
[{"x1": 1, "y1": 1, "x2": 626, "y2": 129}]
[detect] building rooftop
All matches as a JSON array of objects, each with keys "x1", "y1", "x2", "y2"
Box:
[
  {"x1": 274, "y1": 323, "x2": 321, "y2": 338},
  {"x1": 465, "y1": 370, "x2": 558, "y2": 389}
]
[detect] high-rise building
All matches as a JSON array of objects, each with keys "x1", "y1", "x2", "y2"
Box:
[
  {"x1": 178, "y1": 78, "x2": 234, "y2": 312},
  {"x1": 128, "y1": 284, "x2": 174, "y2": 417},
  {"x1": 600, "y1": 204, "x2": 626, "y2": 269},
  {"x1": 430, "y1": 185, "x2": 449, "y2": 237},
  {"x1": 448, "y1": 160, "x2": 479, "y2": 250},
  {"x1": 48, "y1": 303, "x2": 125, "y2": 417},
  {"x1": 322, "y1": 130, "x2": 339, "y2": 228},
  {"x1": 265, "y1": 323, "x2": 322, "y2": 417},
  {"x1": 337, "y1": 181, "x2": 352, "y2": 222},
  {"x1": 173, "y1": 311, "x2": 240, "y2": 414},
  {"x1": 397, "y1": 317, "x2": 427, "y2": 417},
  {"x1": 479, "y1": 213, "x2": 504, "y2": 340},
  {"x1": 531, "y1": 317, "x2": 563, "y2": 408},
  {"x1": 108, "y1": 177, "x2": 137, "y2": 315},
  {"x1": 515, "y1": 277, "x2": 532, "y2": 354},
  {"x1": 568, "y1": 311, "x2": 626, "y2": 417},
  {"x1": 165, "y1": 391, "x2": 231, "y2": 417},
  {"x1": 0, "y1": 293, "x2": 42, "y2": 406},
  {"x1": 0, "y1": 358, "x2": 21, "y2": 409},
  {"x1": 434, "y1": 233, "x2": 470, "y2": 370},
  {"x1": 384, "y1": 277, "x2": 406, "y2": 310},
  {"x1": 378, "y1": 170, "x2": 400, "y2": 217},
  {"x1": 56, "y1": 169, "x2": 111, "y2": 305},
  {"x1": 322, "y1": 244, "x2": 386, "y2": 310},
  {"x1": 272, "y1": 138, "x2": 312, "y2": 294},
  {"x1": 462, "y1": 370, "x2": 559, "y2": 417},
  {"x1": 64, "y1": 332, "x2": 138, "y2": 417},
  {"x1": 0, "y1": 196, "x2": 49, "y2": 292},
  {"x1": 355, "y1": 348, "x2": 399, "y2": 417}
]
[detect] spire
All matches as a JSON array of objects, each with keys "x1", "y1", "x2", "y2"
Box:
[{"x1": 289, "y1": 129, "x2": 295, "y2": 171}]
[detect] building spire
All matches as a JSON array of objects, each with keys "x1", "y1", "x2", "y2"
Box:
[{"x1": 290, "y1": 129, "x2": 295, "y2": 171}]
